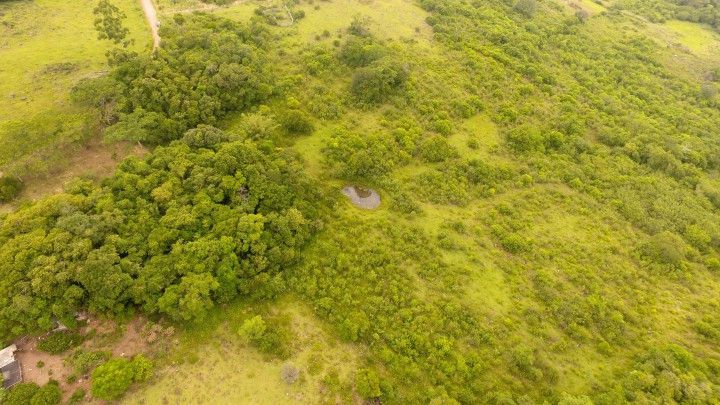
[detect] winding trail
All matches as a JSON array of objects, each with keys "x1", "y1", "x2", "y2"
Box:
[{"x1": 140, "y1": 0, "x2": 160, "y2": 49}]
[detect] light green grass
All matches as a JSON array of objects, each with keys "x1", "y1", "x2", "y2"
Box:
[
  {"x1": 123, "y1": 299, "x2": 361, "y2": 404},
  {"x1": 449, "y1": 114, "x2": 501, "y2": 159},
  {"x1": 0, "y1": 0, "x2": 149, "y2": 170},
  {"x1": 293, "y1": 0, "x2": 433, "y2": 45},
  {"x1": 664, "y1": 19, "x2": 720, "y2": 57}
]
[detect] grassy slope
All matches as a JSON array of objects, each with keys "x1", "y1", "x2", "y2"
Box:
[
  {"x1": 35, "y1": 0, "x2": 720, "y2": 402},
  {"x1": 123, "y1": 299, "x2": 362, "y2": 404},
  {"x1": 0, "y1": 0, "x2": 149, "y2": 173}
]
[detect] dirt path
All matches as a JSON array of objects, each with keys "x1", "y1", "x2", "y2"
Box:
[{"x1": 140, "y1": 0, "x2": 160, "y2": 49}]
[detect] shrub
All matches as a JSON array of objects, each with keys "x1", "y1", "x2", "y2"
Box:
[
  {"x1": 281, "y1": 363, "x2": 300, "y2": 384},
  {"x1": 131, "y1": 355, "x2": 153, "y2": 382},
  {"x1": 70, "y1": 350, "x2": 111, "y2": 375},
  {"x1": 506, "y1": 126, "x2": 545, "y2": 153},
  {"x1": 91, "y1": 358, "x2": 135, "y2": 400},
  {"x1": 390, "y1": 191, "x2": 423, "y2": 215},
  {"x1": 238, "y1": 315, "x2": 292, "y2": 359},
  {"x1": 91, "y1": 355, "x2": 151, "y2": 401},
  {"x1": 67, "y1": 388, "x2": 86, "y2": 405},
  {"x1": 0, "y1": 176, "x2": 23, "y2": 202},
  {"x1": 348, "y1": 17, "x2": 372, "y2": 37},
  {"x1": 37, "y1": 331, "x2": 84, "y2": 354},
  {"x1": 4, "y1": 383, "x2": 40, "y2": 405},
  {"x1": 355, "y1": 368, "x2": 381, "y2": 399},
  {"x1": 641, "y1": 231, "x2": 687, "y2": 269}
]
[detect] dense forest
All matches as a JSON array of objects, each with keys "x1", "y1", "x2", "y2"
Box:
[{"x1": 2, "y1": 0, "x2": 720, "y2": 403}]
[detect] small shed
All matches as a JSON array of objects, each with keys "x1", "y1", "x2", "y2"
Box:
[{"x1": 0, "y1": 345, "x2": 22, "y2": 389}]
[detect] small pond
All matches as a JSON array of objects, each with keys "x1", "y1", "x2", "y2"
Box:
[{"x1": 342, "y1": 186, "x2": 380, "y2": 209}]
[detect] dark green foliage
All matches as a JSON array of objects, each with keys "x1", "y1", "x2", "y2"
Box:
[
  {"x1": 351, "y1": 59, "x2": 409, "y2": 104},
  {"x1": 102, "y1": 14, "x2": 273, "y2": 144},
  {"x1": 0, "y1": 135, "x2": 324, "y2": 341},
  {"x1": 0, "y1": 176, "x2": 22, "y2": 202},
  {"x1": 37, "y1": 331, "x2": 84, "y2": 354}
]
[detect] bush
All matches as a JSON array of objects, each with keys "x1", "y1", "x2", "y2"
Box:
[
  {"x1": 641, "y1": 231, "x2": 687, "y2": 269},
  {"x1": 70, "y1": 350, "x2": 111, "y2": 375},
  {"x1": 416, "y1": 135, "x2": 458, "y2": 162},
  {"x1": 238, "y1": 315, "x2": 292, "y2": 359},
  {"x1": 37, "y1": 331, "x2": 84, "y2": 354},
  {"x1": 91, "y1": 358, "x2": 135, "y2": 400},
  {"x1": 0, "y1": 176, "x2": 23, "y2": 202},
  {"x1": 355, "y1": 368, "x2": 381, "y2": 399},
  {"x1": 4, "y1": 383, "x2": 39, "y2": 405},
  {"x1": 29, "y1": 381, "x2": 61, "y2": 405},
  {"x1": 91, "y1": 355, "x2": 152, "y2": 401}
]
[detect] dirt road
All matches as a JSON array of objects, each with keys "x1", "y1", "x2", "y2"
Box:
[{"x1": 140, "y1": 0, "x2": 160, "y2": 49}]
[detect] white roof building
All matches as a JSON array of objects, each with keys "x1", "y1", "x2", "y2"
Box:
[{"x1": 0, "y1": 345, "x2": 22, "y2": 389}]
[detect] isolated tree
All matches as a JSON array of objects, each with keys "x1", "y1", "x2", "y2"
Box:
[{"x1": 93, "y1": 0, "x2": 132, "y2": 47}]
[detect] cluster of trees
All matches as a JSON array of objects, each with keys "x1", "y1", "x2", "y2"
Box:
[
  {"x1": 335, "y1": 25, "x2": 409, "y2": 105},
  {"x1": 0, "y1": 381, "x2": 61, "y2": 405},
  {"x1": 76, "y1": 13, "x2": 274, "y2": 144},
  {"x1": 0, "y1": 129, "x2": 324, "y2": 342},
  {"x1": 291, "y1": 217, "x2": 484, "y2": 403}
]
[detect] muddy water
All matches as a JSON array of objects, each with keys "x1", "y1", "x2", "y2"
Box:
[{"x1": 342, "y1": 186, "x2": 380, "y2": 209}]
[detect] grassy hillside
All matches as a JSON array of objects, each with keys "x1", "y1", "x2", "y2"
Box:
[
  {"x1": 2, "y1": 0, "x2": 720, "y2": 403},
  {"x1": 0, "y1": 0, "x2": 148, "y2": 177}
]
